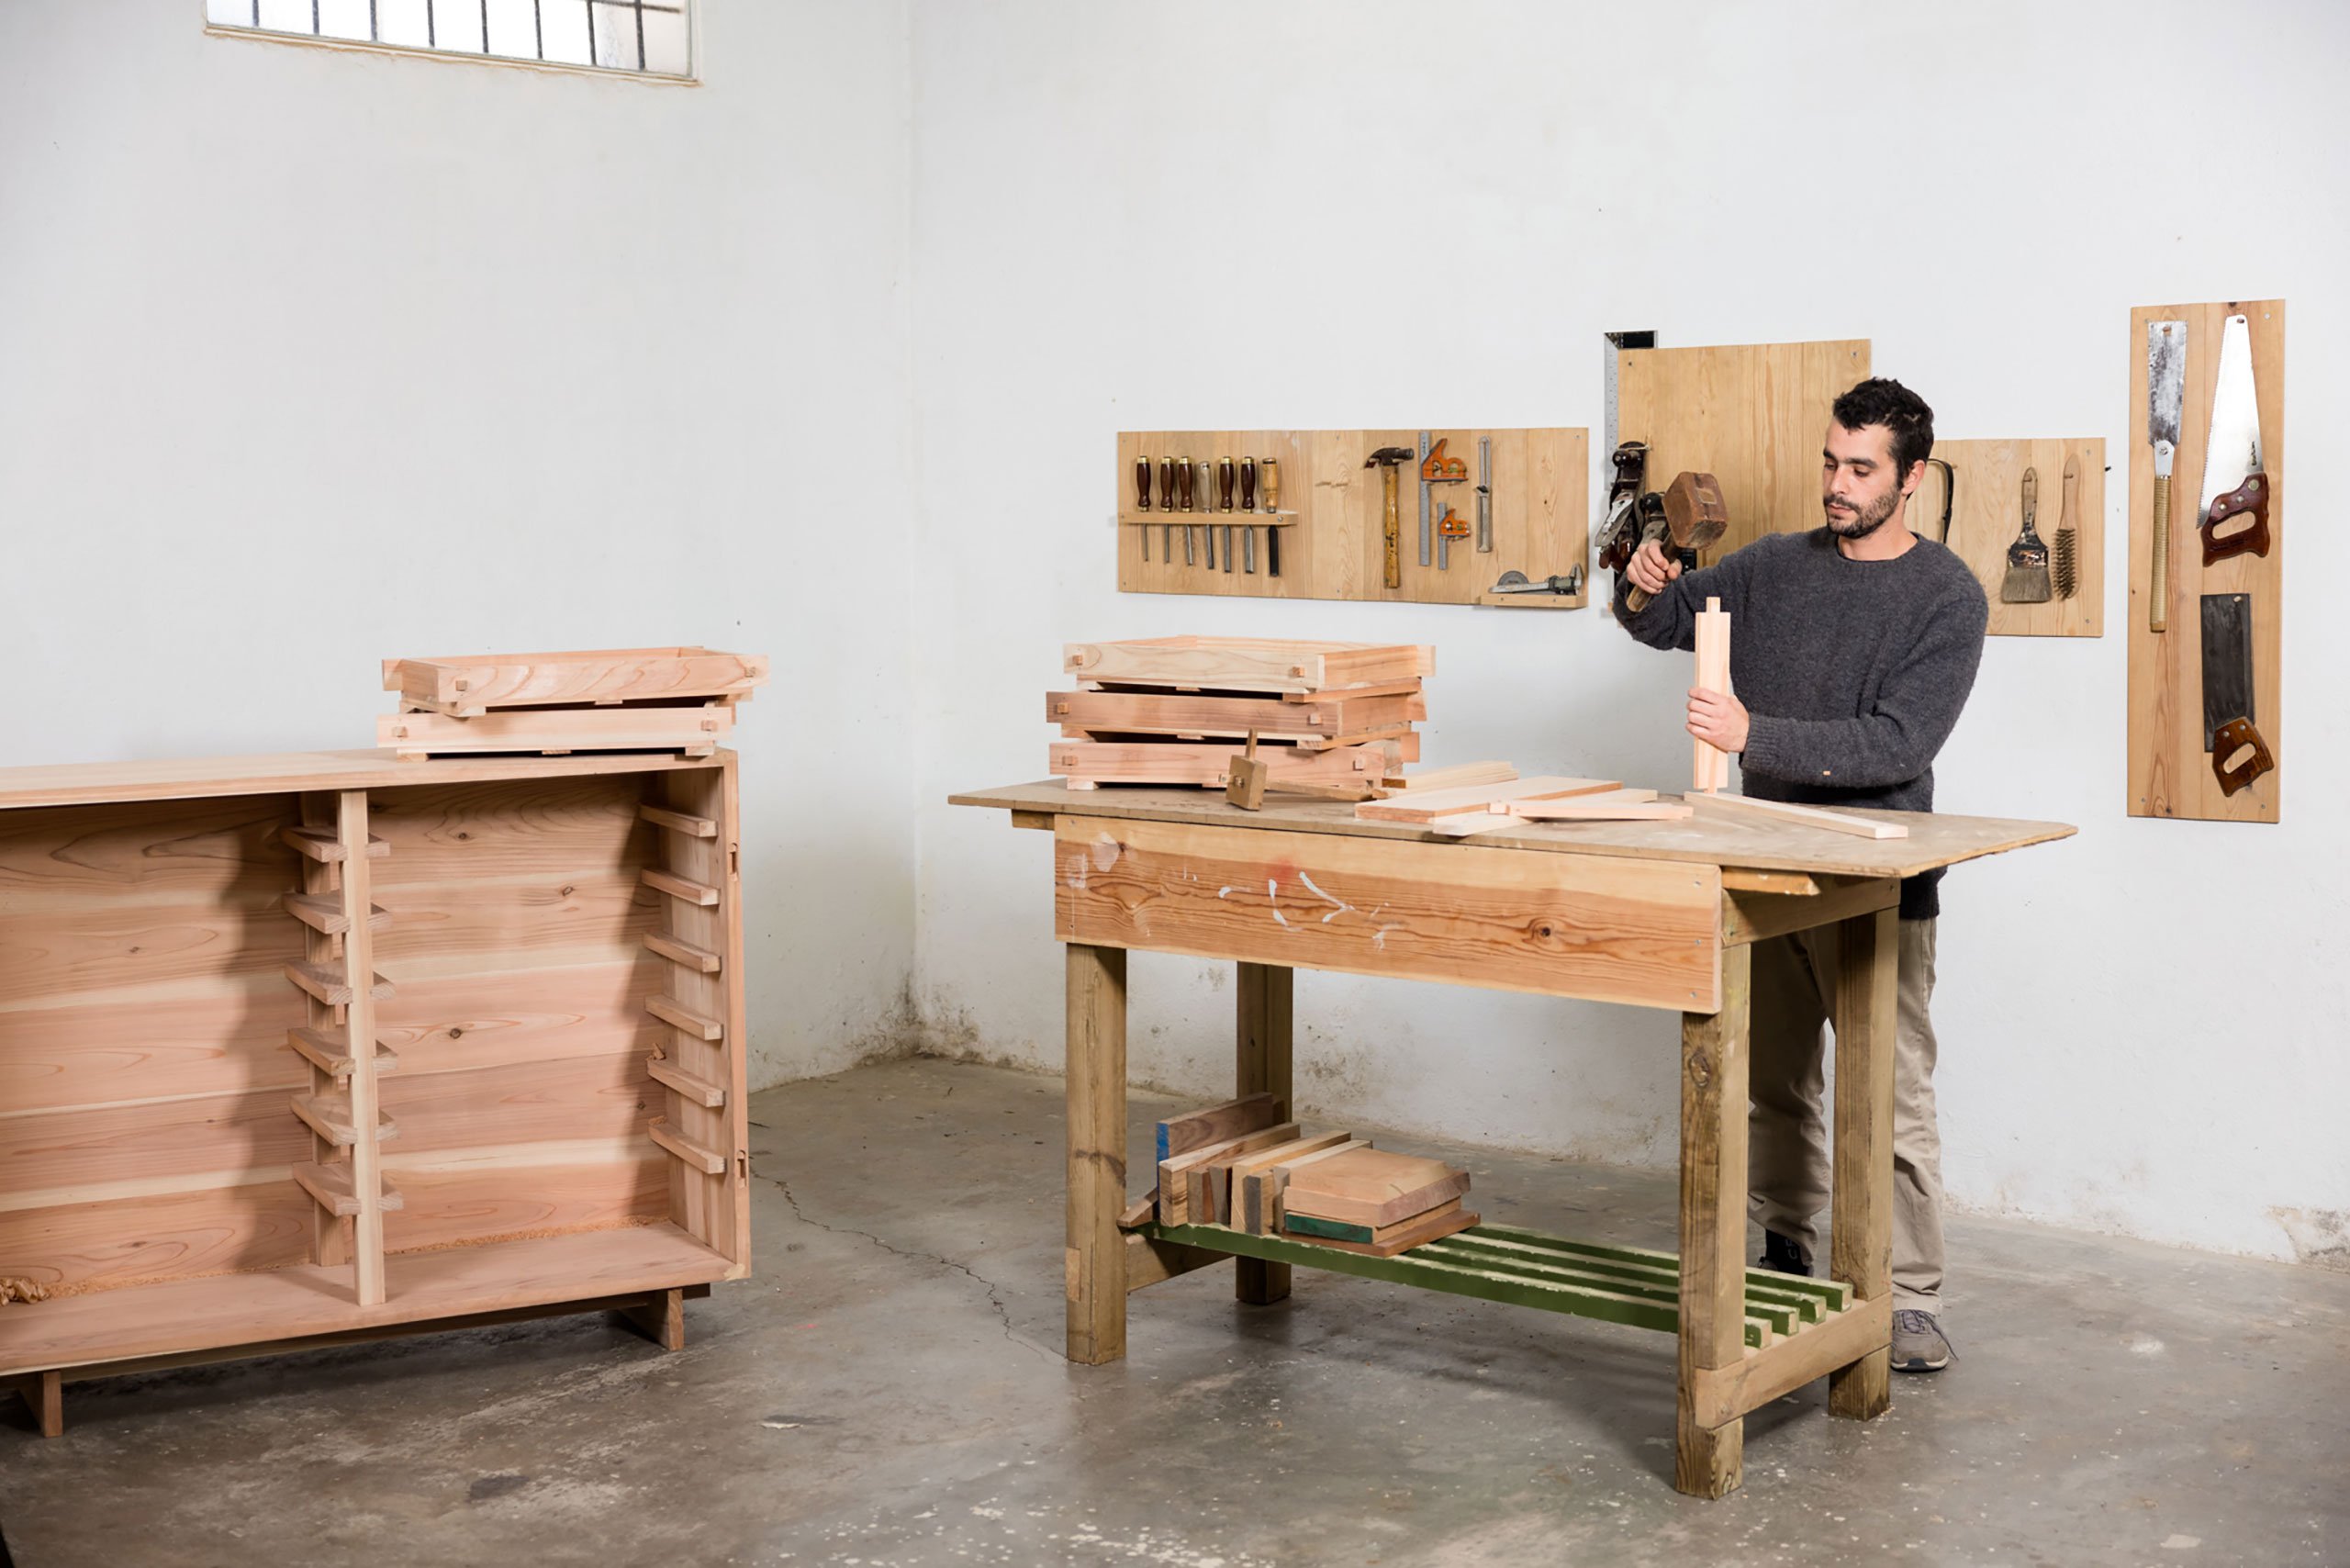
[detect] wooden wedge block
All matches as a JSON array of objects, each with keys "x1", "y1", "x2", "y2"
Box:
[
  {"x1": 1157, "y1": 1093, "x2": 1284, "y2": 1163},
  {"x1": 1282, "y1": 1204, "x2": 1481, "y2": 1258},
  {"x1": 1118, "y1": 1189, "x2": 1159, "y2": 1231},
  {"x1": 1354, "y1": 776, "x2": 1621, "y2": 824},
  {"x1": 1684, "y1": 790, "x2": 1909, "y2": 840}
]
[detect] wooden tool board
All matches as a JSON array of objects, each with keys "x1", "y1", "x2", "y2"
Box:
[
  {"x1": 1614, "y1": 340, "x2": 1871, "y2": 564},
  {"x1": 2127, "y1": 298, "x2": 2283, "y2": 823},
  {"x1": 1921, "y1": 438, "x2": 2106, "y2": 637},
  {"x1": 1115, "y1": 429, "x2": 1588, "y2": 609}
]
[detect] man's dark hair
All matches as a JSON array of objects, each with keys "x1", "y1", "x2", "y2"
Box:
[{"x1": 1831, "y1": 377, "x2": 1934, "y2": 478}]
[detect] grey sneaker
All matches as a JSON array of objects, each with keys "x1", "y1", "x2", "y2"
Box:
[{"x1": 1891, "y1": 1309, "x2": 1953, "y2": 1372}]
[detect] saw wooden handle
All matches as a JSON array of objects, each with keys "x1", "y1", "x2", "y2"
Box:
[
  {"x1": 2200, "y1": 473, "x2": 2272, "y2": 565},
  {"x1": 2210, "y1": 717, "x2": 2274, "y2": 797},
  {"x1": 2150, "y1": 473, "x2": 2171, "y2": 633}
]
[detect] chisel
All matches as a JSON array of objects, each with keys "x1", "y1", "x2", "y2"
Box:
[
  {"x1": 1219, "y1": 457, "x2": 1236, "y2": 572},
  {"x1": 1176, "y1": 456, "x2": 1197, "y2": 566},
  {"x1": 1261, "y1": 459, "x2": 1283, "y2": 577},
  {"x1": 1158, "y1": 458, "x2": 1175, "y2": 566},
  {"x1": 1240, "y1": 458, "x2": 1257, "y2": 573},
  {"x1": 1135, "y1": 456, "x2": 1152, "y2": 562},
  {"x1": 1200, "y1": 461, "x2": 1217, "y2": 569}
]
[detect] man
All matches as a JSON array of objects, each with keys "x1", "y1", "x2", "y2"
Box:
[{"x1": 1615, "y1": 377, "x2": 1986, "y2": 1373}]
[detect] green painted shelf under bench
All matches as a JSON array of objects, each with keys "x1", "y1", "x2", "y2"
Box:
[{"x1": 1137, "y1": 1220, "x2": 1856, "y2": 1350}]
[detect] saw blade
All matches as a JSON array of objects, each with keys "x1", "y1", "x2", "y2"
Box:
[{"x1": 2198, "y1": 313, "x2": 2262, "y2": 515}]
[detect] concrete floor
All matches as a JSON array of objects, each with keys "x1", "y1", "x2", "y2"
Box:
[{"x1": 0, "y1": 1057, "x2": 2343, "y2": 1567}]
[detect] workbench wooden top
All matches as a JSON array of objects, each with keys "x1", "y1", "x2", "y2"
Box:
[
  {"x1": 0, "y1": 748, "x2": 722, "y2": 812},
  {"x1": 951, "y1": 779, "x2": 2075, "y2": 881}
]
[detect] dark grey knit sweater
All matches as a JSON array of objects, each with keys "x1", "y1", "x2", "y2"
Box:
[{"x1": 1615, "y1": 527, "x2": 1988, "y2": 920}]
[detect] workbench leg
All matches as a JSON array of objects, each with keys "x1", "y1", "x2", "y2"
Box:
[
  {"x1": 17, "y1": 1371, "x2": 61, "y2": 1439},
  {"x1": 1829, "y1": 906, "x2": 1898, "y2": 1420},
  {"x1": 1066, "y1": 943, "x2": 1129, "y2": 1365},
  {"x1": 617, "y1": 1288, "x2": 687, "y2": 1351},
  {"x1": 1235, "y1": 963, "x2": 1293, "y2": 1306},
  {"x1": 1676, "y1": 943, "x2": 1751, "y2": 1499}
]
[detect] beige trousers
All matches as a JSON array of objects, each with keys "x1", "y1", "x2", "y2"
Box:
[{"x1": 1747, "y1": 917, "x2": 1945, "y2": 1315}]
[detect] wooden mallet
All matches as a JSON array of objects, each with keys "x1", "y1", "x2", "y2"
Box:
[{"x1": 1624, "y1": 470, "x2": 1729, "y2": 612}]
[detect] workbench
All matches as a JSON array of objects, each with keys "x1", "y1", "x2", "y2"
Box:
[
  {"x1": 0, "y1": 749, "x2": 750, "y2": 1435},
  {"x1": 953, "y1": 780, "x2": 2072, "y2": 1497}
]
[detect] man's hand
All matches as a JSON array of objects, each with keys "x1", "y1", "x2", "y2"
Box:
[
  {"x1": 1626, "y1": 539, "x2": 1682, "y2": 598},
  {"x1": 1688, "y1": 687, "x2": 1749, "y2": 754}
]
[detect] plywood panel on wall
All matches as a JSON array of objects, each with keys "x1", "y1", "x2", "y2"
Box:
[
  {"x1": 2126, "y1": 299, "x2": 2283, "y2": 823},
  {"x1": 1923, "y1": 438, "x2": 2105, "y2": 638},
  {"x1": 1616, "y1": 340, "x2": 1870, "y2": 563}
]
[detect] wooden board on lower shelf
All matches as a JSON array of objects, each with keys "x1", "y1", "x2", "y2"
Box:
[{"x1": 0, "y1": 1223, "x2": 728, "y2": 1377}]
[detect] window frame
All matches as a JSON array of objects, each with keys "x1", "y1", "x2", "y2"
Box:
[{"x1": 201, "y1": 0, "x2": 700, "y2": 85}]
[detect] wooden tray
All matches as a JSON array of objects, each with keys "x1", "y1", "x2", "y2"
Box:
[
  {"x1": 1063, "y1": 637, "x2": 1433, "y2": 695},
  {"x1": 382, "y1": 646, "x2": 768, "y2": 717}
]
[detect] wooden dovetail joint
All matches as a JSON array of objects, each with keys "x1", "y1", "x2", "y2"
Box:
[
  {"x1": 638, "y1": 804, "x2": 719, "y2": 837},
  {"x1": 283, "y1": 963, "x2": 397, "y2": 1008},
  {"x1": 643, "y1": 932, "x2": 722, "y2": 973},
  {"x1": 290, "y1": 1093, "x2": 401, "y2": 1148},
  {"x1": 646, "y1": 1056, "x2": 727, "y2": 1108},
  {"x1": 281, "y1": 894, "x2": 394, "y2": 936},
  {"x1": 647, "y1": 995, "x2": 724, "y2": 1041},
  {"x1": 640, "y1": 868, "x2": 720, "y2": 906},
  {"x1": 291, "y1": 1162, "x2": 407, "y2": 1215},
  {"x1": 281, "y1": 826, "x2": 390, "y2": 863},
  {"x1": 648, "y1": 1118, "x2": 728, "y2": 1175},
  {"x1": 286, "y1": 1026, "x2": 400, "y2": 1079}
]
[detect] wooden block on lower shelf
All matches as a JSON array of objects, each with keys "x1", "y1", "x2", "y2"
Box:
[
  {"x1": 647, "y1": 995, "x2": 724, "y2": 1041},
  {"x1": 647, "y1": 1055, "x2": 726, "y2": 1108},
  {"x1": 284, "y1": 962, "x2": 396, "y2": 1008},
  {"x1": 643, "y1": 932, "x2": 722, "y2": 973},
  {"x1": 1281, "y1": 1204, "x2": 1480, "y2": 1258},
  {"x1": 286, "y1": 1026, "x2": 400, "y2": 1079},
  {"x1": 1156, "y1": 1092, "x2": 1282, "y2": 1163},
  {"x1": 648, "y1": 1118, "x2": 728, "y2": 1175},
  {"x1": 289, "y1": 1093, "x2": 400, "y2": 1148},
  {"x1": 641, "y1": 868, "x2": 720, "y2": 906},
  {"x1": 0, "y1": 1224, "x2": 733, "y2": 1378},
  {"x1": 291, "y1": 1162, "x2": 406, "y2": 1216}
]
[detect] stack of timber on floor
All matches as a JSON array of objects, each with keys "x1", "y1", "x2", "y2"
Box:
[
  {"x1": 1280, "y1": 1148, "x2": 1478, "y2": 1257},
  {"x1": 379, "y1": 647, "x2": 768, "y2": 760},
  {"x1": 1126, "y1": 1095, "x2": 1472, "y2": 1259},
  {"x1": 1050, "y1": 637, "x2": 1433, "y2": 791},
  {"x1": 0, "y1": 749, "x2": 751, "y2": 1437}
]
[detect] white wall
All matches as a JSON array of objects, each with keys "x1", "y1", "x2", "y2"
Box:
[
  {"x1": 0, "y1": 1, "x2": 921, "y2": 1086},
  {"x1": 906, "y1": 1, "x2": 2350, "y2": 1267}
]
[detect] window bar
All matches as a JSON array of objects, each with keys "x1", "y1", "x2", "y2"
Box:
[
  {"x1": 251, "y1": 1, "x2": 260, "y2": 27},
  {"x1": 426, "y1": 0, "x2": 436, "y2": 48},
  {"x1": 311, "y1": 1, "x2": 321, "y2": 31},
  {"x1": 369, "y1": 0, "x2": 378, "y2": 42},
  {"x1": 532, "y1": 0, "x2": 543, "y2": 60},
  {"x1": 584, "y1": 0, "x2": 594, "y2": 65},
  {"x1": 633, "y1": 0, "x2": 645, "y2": 73},
  {"x1": 479, "y1": 0, "x2": 489, "y2": 55}
]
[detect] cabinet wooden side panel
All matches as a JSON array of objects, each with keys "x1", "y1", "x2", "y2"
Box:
[
  {"x1": 1054, "y1": 819, "x2": 1720, "y2": 1012},
  {"x1": 656, "y1": 763, "x2": 748, "y2": 1271}
]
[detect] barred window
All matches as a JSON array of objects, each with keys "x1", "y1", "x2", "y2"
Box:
[{"x1": 204, "y1": 0, "x2": 694, "y2": 80}]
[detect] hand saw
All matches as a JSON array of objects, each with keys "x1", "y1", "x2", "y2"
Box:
[
  {"x1": 2198, "y1": 312, "x2": 2271, "y2": 565},
  {"x1": 2144, "y1": 319, "x2": 2187, "y2": 633}
]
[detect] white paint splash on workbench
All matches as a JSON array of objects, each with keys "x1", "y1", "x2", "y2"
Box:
[
  {"x1": 1296, "y1": 871, "x2": 1352, "y2": 924},
  {"x1": 1266, "y1": 879, "x2": 1289, "y2": 928}
]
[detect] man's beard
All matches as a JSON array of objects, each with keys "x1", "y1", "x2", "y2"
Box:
[{"x1": 1824, "y1": 486, "x2": 1900, "y2": 540}]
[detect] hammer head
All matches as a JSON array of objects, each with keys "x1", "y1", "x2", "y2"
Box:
[
  {"x1": 1364, "y1": 447, "x2": 1415, "y2": 468},
  {"x1": 1662, "y1": 471, "x2": 1729, "y2": 552}
]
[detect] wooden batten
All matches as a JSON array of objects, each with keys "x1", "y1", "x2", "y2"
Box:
[
  {"x1": 292, "y1": 1162, "x2": 407, "y2": 1217},
  {"x1": 641, "y1": 868, "x2": 720, "y2": 906},
  {"x1": 648, "y1": 1118, "x2": 727, "y2": 1176},
  {"x1": 647, "y1": 995, "x2": 723, "y2": 1041},
  {"x1": 290, "y1": 1092, "x2": 401, "y2": 1148},
  {"x1": 638, "y1": 803, "x2": 718, "y2": 837},
  {"x1": 283, "y1": 961, "x2": 397, "y2": 1008},
  {"x1": 286, "y1": 1025, "x2": 400, "y2": 1080},
  {"x1": 646, "y1": 1057, "x2": 726, "y2": 1109},
  {"x1": 643, "y1": 932, "x2": 722, "y2": 973},
  {"x1": 282, "y1": 892, "x2": 394, "y2": 935},
  {"x1": 281, "y1": 824, "x2": 389, "y2": 863}
]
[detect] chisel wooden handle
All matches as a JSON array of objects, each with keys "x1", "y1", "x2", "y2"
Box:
[
  {"x1": 1260, "y1": 459, "x2": 1281, "y2": 513},
  {"x1": 1218, "y1": 458, "x2": 1236, "y2": 512},
  {"x1": 1158, "y1": 459, "x2": 1175, "y2": 513},
  {"x1": 2150, "y1": 472, "x2": 2170, "y2": 633},
  {"x1": 1135, "y1": 457, "x2": 1151, "y2": 512},
  {"x1": 1240, "y1": 457, "x2": 1256, "y2": 510},
  {"x1": 1176, "y1": 457, "x2": 1193, "y2": 510}
]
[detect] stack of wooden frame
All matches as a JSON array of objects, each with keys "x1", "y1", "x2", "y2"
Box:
[
  {"x1": 1136, "y1": 1096, "x2": 1472, "y2": 1260},
  {"x1": 0, "y1": 749, "x2": 750, "y2": 1437},
  {"x1": 1050, "y1": 637, "x2": 1433, "y2": 792},
  {"x1": 379, "y1": 646, "x2": 769, "y2": 760}
]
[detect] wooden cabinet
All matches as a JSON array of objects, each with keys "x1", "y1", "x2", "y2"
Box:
[{"x1": 0, "y1": 750, "x2": 751, "y2": 1432}]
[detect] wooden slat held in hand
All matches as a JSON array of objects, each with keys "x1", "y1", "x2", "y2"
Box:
[{"x1": 1693, "y1": 598, "x2": 1731, "y2": 792}]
